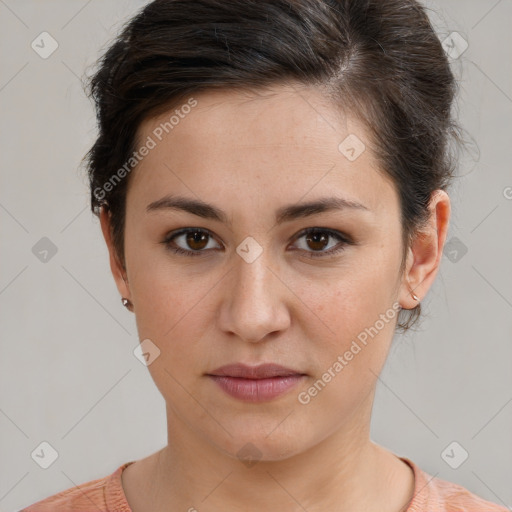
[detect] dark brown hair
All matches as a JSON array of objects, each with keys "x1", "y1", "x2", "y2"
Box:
[{"x1": 83, "y1": 0, "x2": 461, "y2": 333}]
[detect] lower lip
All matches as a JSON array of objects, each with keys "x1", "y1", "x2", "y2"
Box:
[{"x1": 208, "y1": 375, "x2": 305, "y2": 402}]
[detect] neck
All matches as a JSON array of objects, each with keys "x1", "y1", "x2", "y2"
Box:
[{"x1": 141, "y1": 399, "x2": 412, "y2": 512}]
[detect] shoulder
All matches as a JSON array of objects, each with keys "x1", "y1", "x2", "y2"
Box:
[
  {"x1": 19, "y1": 461, "x2": 135, "y2": 512},
  {"x1": 425, "y1": 476, "x2": 510, "y2": 512},
  {"x1": 401, "y1": 457, "x2": 509, "y2": 512}
]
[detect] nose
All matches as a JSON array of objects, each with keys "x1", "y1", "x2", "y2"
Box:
[{"x1": 217, "y1": 248, "x2": 291, "y2": 343}]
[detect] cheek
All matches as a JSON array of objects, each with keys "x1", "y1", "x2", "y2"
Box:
[
  {"x1": 126, "y1": 236, "x2": 205, "y2": 330},
  {"x1": 132, "y1": 273, "x2": 209, "y2": 353},
  {"x1": 127, "y1": 254, "x2": 221, "y2": 374},
  {"x1": 295, "y1": 251, "x2": 399, "y2": 374},
  {"x1": 295, "y1": 279, "x2": 398, "y2": 418},
  {"x1": 130, "y1": 273, "x2": 212, "y2": 400}
]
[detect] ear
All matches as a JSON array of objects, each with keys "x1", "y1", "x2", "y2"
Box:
[
  {"x1": 399, "y1": 190, "x2": 451, "y2": 309},
  {"x1": 99, "y1": 206, "x2": 132, "y2": 306}
]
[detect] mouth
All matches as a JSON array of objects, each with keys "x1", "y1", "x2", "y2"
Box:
[
  {"x1": 206, "y1": 363, "x2": 307, "y2": 402},
  {"x1": 207, "y1": 362, "x2": 306, "y2": 379}
]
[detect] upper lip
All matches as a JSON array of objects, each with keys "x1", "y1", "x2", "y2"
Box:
[{"x1": 207, "y1": 363, "x2": 305, "y2": 379}]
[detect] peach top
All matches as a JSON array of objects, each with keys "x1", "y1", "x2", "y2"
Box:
[{"x1": 20, "y1": 457, "x2": 509, "y2": 511}]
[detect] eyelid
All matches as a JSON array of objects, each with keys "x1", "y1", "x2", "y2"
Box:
[
  {"x1": 289, "y1": 227, "x2": 352, "y2": 258},
  {"x1": 162, "y1": 226, "x2": 353, "y2": 257},
  {"x1": 292, "y1": 227, "x2": 351, "y2": 245},
  {"x1": 163, "y1": 227, "x2": 222, "y2": 256}
]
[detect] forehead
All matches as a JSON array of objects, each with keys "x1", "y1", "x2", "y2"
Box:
[
  {"x1": 139, "y1": 84, "x2": 351, "y2": 150},
  {"x1": 130, "y1": 84, "x2": 398, "y2": 218}
]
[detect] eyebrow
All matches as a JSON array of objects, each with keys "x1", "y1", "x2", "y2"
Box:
[{"x1": 146, "y1": 194, "x2": 370, "y2": 225}]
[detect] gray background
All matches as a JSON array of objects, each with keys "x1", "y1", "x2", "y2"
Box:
[{"x1": 1, "y1": 1, "x2": 511, "y2": 510}]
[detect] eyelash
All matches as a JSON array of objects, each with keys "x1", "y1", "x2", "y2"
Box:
[{"x1": 162, "y1": 227, "x2": 353, "y2": 259}]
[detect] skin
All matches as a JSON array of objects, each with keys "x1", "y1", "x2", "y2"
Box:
[{"x1": 100, "y1": 83, "x2": 450, "y2": 512}]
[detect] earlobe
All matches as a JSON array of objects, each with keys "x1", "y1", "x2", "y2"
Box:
[
  {"x1": 399, "y1": 190, "x2": 451, "y2": 309},
  {"x1": 399, "y1": 248, "x2": 422, "y2": 310},
  {"x1": 121, "y1": 297, "x2": 134, "y2": 311},
  {"x1": 99, "y1": 206, "x2": 132, "y2": 305}
]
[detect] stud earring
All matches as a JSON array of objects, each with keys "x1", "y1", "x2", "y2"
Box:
[{"x1": 121, "y1": 297, "x2": 132, "y2": 309}]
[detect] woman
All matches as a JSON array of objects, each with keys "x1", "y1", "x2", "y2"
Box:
[{"x1": 22, "y1": 0, "x2": 508, "y2": 510}]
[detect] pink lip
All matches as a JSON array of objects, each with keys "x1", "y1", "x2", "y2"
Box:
[{"x1": 207, "y1": 363, "x2": 306, "y2": 402}]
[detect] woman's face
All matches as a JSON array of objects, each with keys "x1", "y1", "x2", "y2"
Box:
[{"x1": 102, "y1": 84, "x2": 434, "y2": 461}]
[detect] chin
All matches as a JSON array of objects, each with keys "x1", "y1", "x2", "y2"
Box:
[{"x1": 210, "y1": 421, "x2": 310, "y2": 464}]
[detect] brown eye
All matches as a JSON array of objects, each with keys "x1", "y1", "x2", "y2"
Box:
[
  {"x1": 163, "y1": 228, "x2": 221, "y2": 256},
  {"x1": 185, "y1": 230, "x2": 209, "y2": 250},
  {"x1": 305, "y1": 231, "x2": 329, "y2": 251},
  {"x1": 292, "y1": 228, "x2": 353, "y2": 258}
]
